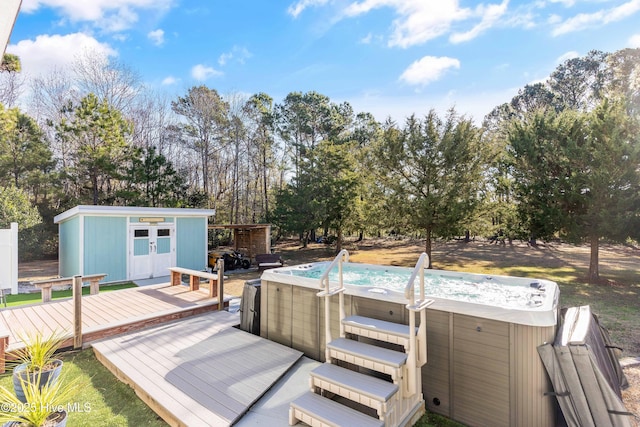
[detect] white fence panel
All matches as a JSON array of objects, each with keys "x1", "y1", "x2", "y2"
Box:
[{"x1": 0, "y1": 223, "x2": 18, "y2": 294}]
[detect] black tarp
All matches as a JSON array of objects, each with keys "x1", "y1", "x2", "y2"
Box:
[
  {"x1": 538, "y1": 306, "x2": 634, "y2": 427},
  {"x1": 239, "y1": 279, "x2": 261, "y2": 335}
]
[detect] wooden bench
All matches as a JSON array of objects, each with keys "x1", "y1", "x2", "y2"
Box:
[
  {"x1": 32, "y1": 273, "x2": 107, "y2": 303},
  {"x1": 168, "y1": 267, "x2": 225, "y2": 300},
  {"x1": 255, "y1": 253, "x2": 284, "y2": 272}
]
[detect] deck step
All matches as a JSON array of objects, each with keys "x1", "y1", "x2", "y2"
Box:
[
  {"x1": 289, "y1": 392, "x2": 384, "y2": 427},
  {"x1": 343, "y1": 315, "x2": 416, "y2": 347},
  {"x1": 327, "y1": 338, "x2": 407, "y2": 380},
  {"x1": 310, "y1": 363, "x2": 398, "y2": 411}
]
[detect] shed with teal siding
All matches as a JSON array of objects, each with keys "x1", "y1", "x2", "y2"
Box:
[{"x1": 54, "y1": 206, "x2": 215, "y2": 283}]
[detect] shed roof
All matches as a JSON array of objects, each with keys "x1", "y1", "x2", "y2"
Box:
[
  {"x1": 54, "y1": 205, "x2": 216, "y2": 224},
  {"x1": 0, "y1": 0, "x2": 21, "y2": 56}
]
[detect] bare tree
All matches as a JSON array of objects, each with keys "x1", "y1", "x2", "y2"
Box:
[{"x1": 73, "y1": 50, "x2": 143, "y2": 114}]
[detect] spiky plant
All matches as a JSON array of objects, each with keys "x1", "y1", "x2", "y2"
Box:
[
  {"x1": 0, "y1": 370, "x2": 79, "y2": 426},
  {"x1": 7, "y1": 331, "x2": 66, "y2": 372}
]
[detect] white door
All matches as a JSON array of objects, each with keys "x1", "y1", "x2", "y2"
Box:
[
  {"x1": 152, "y1": 226, "x2": 174, "y2": 277},
  {"x1": 130, "y1": 225, "x2": 176, "y2": 280}
]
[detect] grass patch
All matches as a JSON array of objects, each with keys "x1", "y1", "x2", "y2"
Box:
[
  {"x1": 4, "y1": 283, "x2": 137, "y2": 308},
  {"x1": 0, "y1": 349, "x2": 168, "y2": 426}
]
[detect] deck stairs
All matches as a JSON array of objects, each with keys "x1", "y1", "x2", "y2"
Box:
[{"x1": 289, "y1": 251, "x2": 434, "y2": 427}]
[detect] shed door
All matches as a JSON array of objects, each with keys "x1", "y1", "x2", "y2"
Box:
[{"x1": 130, "y1": 225, "x2": 176, "y2": 280}]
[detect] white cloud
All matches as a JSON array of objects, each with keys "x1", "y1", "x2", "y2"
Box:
[
  {"x1": 161, "y1": 76, "x2": 178, "y2": 85},
  {"x1": 450, "y1": 0, "x2": 509, "y2": 44},
  {"x1": 147, "y1": 29, "x2": 164, "y2": 46},
  {"x1": 552, "y1": 0, "x2": 640, "y2": 36},
  {"x1": 629, "y1": 34, "x2": 640, "y2": 48},
  {"x1": 399, "y1": 56, "x2": 460, "y2": 86},
  {"x1": 547, "y1": 14, "x2": 562, "y2": 25},
  {"x1": 347, "y1": 86, "x2": 519, "y2": 125},
  {"x1": 548, "y1": 0, "x2": 575, "y2": 6},
  {"x1": 7, "y1": 33, "x2": 116, "y2": 77},
  {"x1": 287, "y1": 0, "x2": 329, "y2": 18},
  {"x1": 556, "y1": 50, "x2": 579, "y2": 63},
  {"x1": 344, "y1": 0, "x2": 472, "y2": 48},
  {"x1": 21, "y1": 0, "x2": 174, "y2": 32},
  {"x1": 191, "y1": 64, "x2": 223, "y2": 81},
  {"x1": 217, "y1": 46, "x2": 252, "y2": 66}
]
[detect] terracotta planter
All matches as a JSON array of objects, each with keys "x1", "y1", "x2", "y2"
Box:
[{"x1": 12, "y1": 360, "x2": 63, "y2": 403}]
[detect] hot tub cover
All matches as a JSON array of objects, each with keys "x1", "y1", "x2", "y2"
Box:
[{"x1": 538, "y1": 305, "x2": 633, "y2": 427}]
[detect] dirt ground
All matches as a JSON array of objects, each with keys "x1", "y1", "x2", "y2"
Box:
[{"x1": 17, "y1": 237, "x2": 640, "y2": 424}]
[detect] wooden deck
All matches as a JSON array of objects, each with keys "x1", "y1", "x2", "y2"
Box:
[
  {"x1": 0, "y1": 283, "x2": 229, "y2": 354},
  {"x1": 93, "y1": 310, "x2": 303, "y2": 427}
]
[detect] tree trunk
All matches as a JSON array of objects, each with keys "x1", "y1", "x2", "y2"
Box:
[
  {"x1": 336, "y1": 228, "x2": 343, "y2": 253},
  {"x1": 424, "y1": 228, "x2": 432, "y2": 268},
  {"x1": 262, "y1": 145, "x2": 269, "y2": 218},
  {"x1": 588, "y1": 234, "x2": 600, "y2": 283},
  {"x1": 91, "y1": 173, "x2": 99, "y2": 205}
]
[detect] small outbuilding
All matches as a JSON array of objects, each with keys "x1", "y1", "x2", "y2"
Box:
[
  {"x1": 208, "y1": 224, "x2": 272, "y2": 260},
  {"x1": 54, "y1": 206, "x2": 216, "y2": 283}
]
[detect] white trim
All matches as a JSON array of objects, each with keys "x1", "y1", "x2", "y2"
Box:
[
  {"x1": 54, "y1": 205, "x2": 216, "y2": 223},
  {"x1": 0, "y1": 0, "x2": 21, "y2": 57},
  {"x1": 78, "y1": 215, "x2": 84, "y2": 275},
  {"x1": 126, "y1": 216, "x2": 131, "y2": 280}
]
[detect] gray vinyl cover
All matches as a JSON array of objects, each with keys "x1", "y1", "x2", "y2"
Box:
[
  {"x1": 239, "y1": 280, "x2": 261, "y2": 335},
  {"x1": 538, "y1": 306, "x2": 633, "y2": 427}
]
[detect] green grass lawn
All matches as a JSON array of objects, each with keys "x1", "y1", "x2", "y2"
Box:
[
  {"x1": 0, "y1": 349, "x2": 168, "y2": 426},
  {"x1": 3, "y1": 283, "x2": 137, "y2": 308}
]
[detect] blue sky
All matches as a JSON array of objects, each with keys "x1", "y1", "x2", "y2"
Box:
[{"x1": 7, "y1": 0, "x2": 640, "y2": 123}]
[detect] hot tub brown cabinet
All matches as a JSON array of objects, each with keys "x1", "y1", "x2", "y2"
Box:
[{"x1": 259, "y1": 280, "x2": 556, "y2": 427}]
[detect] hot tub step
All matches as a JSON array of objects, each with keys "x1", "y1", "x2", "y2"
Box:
[
  {"x1": 343, "y1": 315, "x2": 417, "y2": 348},
  {"x1": 327, "y1": 337, "x2": 407, "y2": 380},
  {"x1": 310, "y1": 363, "x2": 399, "y2": 416},
  {"x1": 289, "y1": 391, "x2": 384, "y2": 427}
]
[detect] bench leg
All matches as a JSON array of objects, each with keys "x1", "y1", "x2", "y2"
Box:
[
  {"x1": 208, "y1": 278, "x2": 218, "y2": 298},
  {"x1": 41, "y1": 287, "x2": 52, "y2": 303},
  {"x1": 171, "y1": 271, "x2": 181, "y2": 286},
  {"x1": 89, "y1": 279, "x2": 100, "y2": 295},
  {"x1": 189, "y1": 275, "x2": 200, "y2": 291}
]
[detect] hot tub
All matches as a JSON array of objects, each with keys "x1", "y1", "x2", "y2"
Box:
[{"x1": 260, "y1": 262, "x2": 559, "y2": 427}]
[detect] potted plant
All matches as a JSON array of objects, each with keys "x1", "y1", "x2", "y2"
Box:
[
  {"x1": 6, "y1": 332, "x2": 66, "y2": 403},
  {"x1": 0, "y1": 369, "x2": 78, "y2": 427}
]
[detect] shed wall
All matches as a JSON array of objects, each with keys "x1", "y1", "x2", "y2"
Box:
[
  {"x1": 84, "y1": 216, "x2": 127, "y2": 281},
  {"x1": 176, "y1": 217, "x2": 207, "y2": 270},
  {"x1": 59, "y1": 216, "x2": 80, "y2": 277}
]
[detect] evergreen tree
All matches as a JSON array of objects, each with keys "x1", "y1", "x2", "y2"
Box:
[
  {"x1": 374, "y1": 109, "x2": 486, "y2": 264},
  {"x1": 55, "y1": 93, "x2": 133, "y2": 205}
]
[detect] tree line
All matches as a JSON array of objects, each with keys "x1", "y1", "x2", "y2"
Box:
[{"x1": 0, "y1": 48, "x2": 639, "y2": 282}]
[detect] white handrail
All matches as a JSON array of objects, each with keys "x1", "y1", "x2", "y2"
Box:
[
  {"x1": 404, "y1": 252, "x2": 429, "y2": 304},
  {"x1": 318, "y1": 249, "x2": 349, "y2": 362},
  {"x1": 404, "y1": 252, "x2": 433, "y2": 397},
  {"x1": 318, "y1": 249, "x2": 349, "y2": 295}
]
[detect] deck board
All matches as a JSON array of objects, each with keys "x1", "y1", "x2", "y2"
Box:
[
  {"x1": 93, "y1": 311, "x2": 303, "y2": 427},
  {"x1": 0, "y1": 283, "x2": 228, "y2": 353}
]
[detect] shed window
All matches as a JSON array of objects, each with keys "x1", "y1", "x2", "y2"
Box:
[
  {"x1": 157, "y1": 228, "x2": 171, "y2": 237},
  {"x1": 134, "y1": 229, "x2": 149, "y2": 238}
]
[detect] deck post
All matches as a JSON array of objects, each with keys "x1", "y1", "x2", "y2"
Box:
[
  {"x1": 73, "y1": 275, "x2": 82, "y2": 349},
  {"x1": 216, "y1": 258, "x2": 224, "y2": 311},
  {"x1": 0, "y1": 332, "x2": 8, "y2": 373}
]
